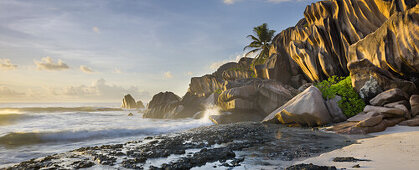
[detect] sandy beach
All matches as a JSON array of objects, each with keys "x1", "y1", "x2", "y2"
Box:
[{"x1": 296, "y1": 126, "x2": 419, "y2": 170}]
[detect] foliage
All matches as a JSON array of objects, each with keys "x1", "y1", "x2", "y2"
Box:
[
  {"x1": 315, "y1": 76, "x2": 365, "y2": 117},
  {"x1": 243, "y1": 23, "x2": 276, "y2": 66}
]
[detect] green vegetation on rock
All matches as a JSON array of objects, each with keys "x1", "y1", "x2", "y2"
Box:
[{"x1": 315, "y1": 76, "x2": 365, "y2": 117}]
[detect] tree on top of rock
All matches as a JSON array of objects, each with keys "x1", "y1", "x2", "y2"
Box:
[{"x1": 243, "y1": 23, "x2": 275, "y2": 66}]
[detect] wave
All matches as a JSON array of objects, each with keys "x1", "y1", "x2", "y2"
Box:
[
  {"x1": 0, "y1": 107, "x2": 123, "y2": 113},
  {"x1": 0, "y1": 121, "x2": 209, "y2": 146}
]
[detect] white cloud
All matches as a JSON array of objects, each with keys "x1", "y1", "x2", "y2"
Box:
[
  {"x1": 209, "y1": 52, "x2": 255, "y2": 71},
  {"x1": 35, "y1": 56, "x2": 69, "y2": 71},
  {"x1": 164, "y1": 71, "x2": 173, "y2": 79},
  {"x1": 0, "y1": 58, "x2": 17, "y2": 70},
  {"x1": 113, "y1": 68, "x2": 122, "y2": 74},
  {"x1": 223, "y1": 0, "x2": 238, "y2": 4},
  {"x1": 266, "y1": 0, "x2": 294, "y2": 3},
  {"x1": 92, "y1": 26, "x2": 100, "y2": 33},
  {"x1": 0, "y1": 86, "x2": 24, "y2": 97},
  {"x1": 224, "y1": 0, "x2": 295, "y2": 5},
  {"x1": 60, "y1": 79, "x2": 151, "y2": 101},
  {"x1": 80, "y1": 65, "x2": 94, "y2": 73}
]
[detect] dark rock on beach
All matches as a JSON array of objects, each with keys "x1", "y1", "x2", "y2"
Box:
[
  {"x1": 285, "y1": 163, "x2": 337, "y2": 170},
  {"x1": 3, "y1": 122, "x2": 355, "y2": 170}
]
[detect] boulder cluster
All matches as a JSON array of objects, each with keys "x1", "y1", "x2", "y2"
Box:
[
  {"x1": 330, "y1": 88, "x2": 419, "y2": 134},
  {"x1": 121, "y1": 0, "x2": 418, "y2": 134}
]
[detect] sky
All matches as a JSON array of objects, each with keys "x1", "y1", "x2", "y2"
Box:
[{"x1": 0, "y1": 0, "x2": 313, "y2": 103}]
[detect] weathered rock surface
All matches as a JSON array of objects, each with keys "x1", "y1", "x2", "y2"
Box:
[
  {"x1": 325, "y1": 96, "x2": 347, "y2": 123},
  {"x1": 369, "y1": 88, "x2": 409, "y2": 106},
  {"x1": 143, "y1": 92, "x2": 181, "y2": 119},
  {"x1": 347, "y1": 4, "x2": 419, "y2": 93},
  {"x1": 263, "y1": 86, "x2": 332, "y2": 126},
  {"x1": 399, "y1": 115, "x2": 419, "y2": 126},
  {"x1": 121, "y1": 94, "x2": 138, "y2": 109},
  {"x1": 217, "y1": 79, "x2": 297, "y2": 122},
  {"x1": 363, "y1": 105, "x2": 406, "y2": 118},
  {"x1": 266, "y1": 0, "x2": 418, "y2": 94},
  {"x1": 411, "y1": 95, "x2": 419, "y2": 117},
  {"x1": 285, "y1": 163, "x2": 337, "y2": 170}
]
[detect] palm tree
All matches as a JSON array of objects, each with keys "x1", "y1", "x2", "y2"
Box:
[{"x1": 243, "y1": 23, "x2": 276, "y2": 65}]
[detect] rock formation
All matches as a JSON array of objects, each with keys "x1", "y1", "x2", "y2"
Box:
[
  {"x1": 266, "y1": 0, "x2": 418, "y2": 93},
  {"x1": 328, "y1": 88, "x2": 419, "y2": 134},
  {"x1": 121, "y1": 94, "x2": 141, "y2": 109},
  {"x1": 143, "y1": 92, "x2": 181, "y2": 119},
  {"x1": 263, "y1": 86, "x2": 334, "y2": 126}
]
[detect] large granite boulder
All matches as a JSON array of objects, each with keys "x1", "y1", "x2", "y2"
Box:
[
  {"x1": 218, "y1": 79, "x2": 296, "y2": 117},
  {"x1": 325, "y1": 96, "x2": 347, "y2": 123},
  {"x1": 143, "y1": 92, "x2": 181, "y2": 119},
  {"x1": 265, "y1": 0, "x2": 417, "y2": 93},
  {"x1": 369, "y1": 88, "x2": 409, "y2": 106},
  {"x1": 263, "y1": 86, "x2": 332, "y2": 126},
  {"x1": 121, "y1": 94, "x2": 139, "y2": 109}
]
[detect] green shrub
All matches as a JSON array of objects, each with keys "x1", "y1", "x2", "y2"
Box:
[{"x1": 315, "y1": 76, "x2": 365, "y2": 117}]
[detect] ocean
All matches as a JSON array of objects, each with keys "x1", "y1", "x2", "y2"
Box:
[{"x1": 0, "y1": 103, "x2": 213, "y2": 167}]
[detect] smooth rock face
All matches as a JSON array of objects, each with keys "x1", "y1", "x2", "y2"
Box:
[
  {"x1": 411, "y1": 95, "x2": 419, "y2": 117},
  {"x1": 369, "y1": 88, "x2": 408, "y2": 106},
  {"x1": 363, "y1": 105, "x2": 406, "y2": 118},
  {"x1": 143, "y1": 92, "x2": 181, "y2": 119},
  {"x1": 218, "y1": 79, "x2": 296, "y2": 118},
  {"x1": 325, "y1": 96, "x2": 347, "y2": 123},
  {"x1": 263, "y1": 86, "x2": 332, "y2": 126},
  {"x1": 121, "y1": 94, "x2": 138, "y2": 109},
  {"x1": 347, "y1": 112, "x2": 380, "y2": 122},
  {"x1": 399, "y1": 115, "x2": 419, "y2": 126},
  {"x1": 356, "y1": 115, "x2": 383, "y2": 127}
]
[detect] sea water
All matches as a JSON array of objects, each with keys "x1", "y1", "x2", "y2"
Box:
[{"x1": 0, "y1": 103, "x2": 213, "y2": 167}]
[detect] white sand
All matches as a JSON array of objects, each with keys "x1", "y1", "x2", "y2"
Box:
[{"x1": 295, "y1": 126, "x2": 419, "y2": 170}]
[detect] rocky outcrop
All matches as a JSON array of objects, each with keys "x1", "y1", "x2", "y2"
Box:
[
  {"x1": 143, "y1": 92, "x2": 181, "y2": 119},
  {"x1": 136, "y1": 101, "x2": 145, "y2": 109},
  {"x1": 218, "y1": 79, "x2": 296, "y2": 116},
  {"x1": 263, "y1": 86, "x2": 333, "y2": 126},
  {"x1": 325, "y1": 96, "x2": 347, "y2": 123},
  {"x1": 347, "y1": 4, "x2": 419, "y2": 94},
  {"x1": 266, "y1": 0, "x2": 417, "y2": 92},
  {"x1": 121, "y1": 94, "x2": 142, "y2": 109},
  {"x1": 369, "y1": 88, "x2": 409, "y2": 106},
  {"x1": 328, "y1": 89, "x2": 419, "y2": 134}
]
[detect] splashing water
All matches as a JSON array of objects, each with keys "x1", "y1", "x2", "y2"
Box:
[{"x1": 199, "y1": 105, "x2": 221, "y2": 123}]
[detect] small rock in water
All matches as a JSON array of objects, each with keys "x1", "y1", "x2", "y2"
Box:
[{"x1": 128, "y1": 113, "x2": 133, "y2": 116}]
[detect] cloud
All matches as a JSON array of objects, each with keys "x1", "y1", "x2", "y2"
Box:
[
  {"x1": 0, "y1": 86, "x2": 25, "y2": 97},
  {"x1": 164, "y1": 71, "x2": 173, "y2": 79},
  {"x1": 0, "y1": 58, "x2": 17, "y2": 70},
  {"x1": 113, "y1": 68, "x2": 122, "y2": 74},
  {"x1": 209, "y1": 52, "x2": 254, "y2": 71},
  {"x1": 223, "y1": 0, "x2": 238, "y2": 4},
  {"x1": 224, "y1": 0, "x2": 294, "y2": 4},
  {"x1": 60, "y1": 79, "x2": 151, "y2": 101},
  {"x1": 92, "y1": 26, "x2": 100, "y2": 33},
  {"x1": 186, "y1": 72, "x2": 193, "y2": 76},
  {"x1": 35, "y1": 56, "x2": 70, "y2": 71},
  {"x1": 266, "y1": 0, "x2": 295, "y2": 3},
  {"x1": 80, "y1": 65, "x2": 94, "y2": 73}
]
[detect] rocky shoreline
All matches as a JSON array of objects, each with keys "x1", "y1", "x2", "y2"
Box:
[{"x1": 3, "y1": 122, "x2": 358, "y2": 170}]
